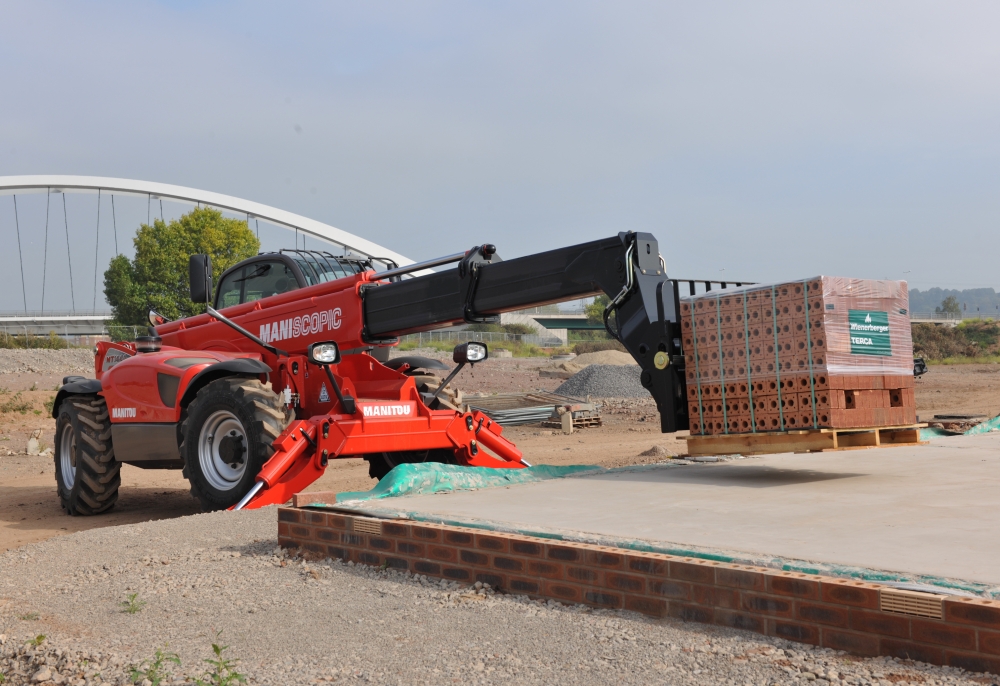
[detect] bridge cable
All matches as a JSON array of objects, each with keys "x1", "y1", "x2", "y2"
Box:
[
  {"x1": 62, "y1": 193, "x2": 76, "y2": 312},
  {"x1": 93, "y1": 189, "x2": 101, "y2": 312},
  {"x1": 111, "y1": 194, "x2": 119, "y2": 254},
  {"x1": 147, "y1": 194, "x2": 150, "y2": 226},
  {"x1": 255, "y1": 217, "x2": 259, "y2": 240},
  {"x1": 41, "y1": 189, "x2": 50, "y2": 313},
  {"x1": 159, "y1": 198, "x2": 164, "y2": 222},
  {"x1": 12, "y1": 196, "x2": 27, "y2": 313}
]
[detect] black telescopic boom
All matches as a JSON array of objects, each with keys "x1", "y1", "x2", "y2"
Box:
[{"x1": 362, "y1": 232, "x2": 689, "y2": 433}]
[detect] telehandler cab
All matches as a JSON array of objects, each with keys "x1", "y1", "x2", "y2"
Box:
[{"x1": 51, "y1": 232, "x2": 708, "y2": 515}]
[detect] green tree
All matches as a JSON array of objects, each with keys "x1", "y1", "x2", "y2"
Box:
[
  {"x1": 585, "y1": 295, "x2": 611, "y2": 324},
  {"x1": 103, "y1": 207, "x2": 260, "y2": 325},
  {"x1": 936, "y1": 296, "x2": 961, "y2": 316}
]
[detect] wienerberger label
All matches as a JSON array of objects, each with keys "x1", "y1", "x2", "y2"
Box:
[
  {"x1": 358, "y1": 402, "x2": 416, "y2": 418},
  {"x1": 258, "y1": 308, "x2": 342, "y2": 344}
]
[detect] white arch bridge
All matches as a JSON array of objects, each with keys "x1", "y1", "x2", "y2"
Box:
[{"x1": 0, "y1": 175, "x2": 417, "y2": 337}]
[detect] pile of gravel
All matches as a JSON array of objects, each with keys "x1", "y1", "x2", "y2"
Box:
[
  {"x1": 555, "y1": 364, "x2": 647, "y2": 398},
  {"x1": 0, "y1": 350, "x2": 94, "y2": 375}
]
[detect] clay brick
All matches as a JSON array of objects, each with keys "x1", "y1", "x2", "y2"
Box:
[
  {"x1": 585, "y1": 549, "x2": 625, "y2": 569},
  {"x1": 821, "y1": 629, "x2": 880, "y2": 657},
  {"x1": 911, "y1": 620, "x2": 976, "y2": 650},
  {"x1": 326, "y1": 515, "x2": 347, "y2": 531},
  {"x1": 716, "y1": 567, "x2": 766, "y2": 591},
  {"x1": 290, "y1": 525, "x2": 311, "y2": 538},
  {"x1": 384, "y1": 556, "x2": 409, "y2": 571},
  {"x1": 526, "y1": 560, "x2": 564, "y2": 579},
  {"x1": 945, "y1": 652, "x2": 1000, "y2": 675},
  {"x1": 546, "y1": 544, "x2": 581, "y2": 562},
  {"x1": 396, "y1": 542, "x2": 424, "y2": 556},
  {"x1": 443, "y1": 566, "x2": 472, "y2": 581},
  {"x1": 508, "y1": 577, "x2": 541, "y2": 595},
  {"x1": 605, "y1": 572, "x2": 647, "y2": 594},
  {"x1": 797, "y1": 603, "x2": 849, "y2": 628},
  {"x1": 493, "y1": 556, "x2": 525, "y2": 572},
  {"x1": 412, "y1": 527, "x2": 441, "y2": 541},
  {"x1": 669, "y1": 602, "x2": 714, "y2": 624},
  {"x1": 381, "y1": 522, "x2": 409, "y2": 537},
  {"x1": 544, "y1": 581, "x2": 582, "y2": 603},
  {"x1": 879, "y1": 638, "x2": 943, "y2": 664},
  {"x1": 325, "y1": 545, "x2": 347, "y2": 560},
  {"x1": 359, "y1": 552, "x2": 380, "y2": 566},
  {"x1": 715, "y1": 609, "x2": 766, "y2": 633},
  {"x1": 566, "y1": 566, "x2": 600, "y2": 584},
  {"x1": 473, "y1": 533, "x2": 509, "y2": 552},
  {"x1": 444, "y1": 531, "x2": 473, "y2": 545},
  {"x1": 413, "y1": 560, "x2": 441, "y2": 576},
  {"x1": 743, "y1": 594, "x2": 794, "y2": 617},
  {"x1": 625, "y1": 555, "x2": 667, "y2": 576},
  {"x1": 670, "y1": 559, "x2": 716, "y2": 584},
  {"x1": 278, "y1": 508, "x2": 300, "y2": 523},
  {"x1": 849, "y1": 609, "x2": 911, "y2": 638},
  {"x1": 977, "y1": 629, "x2": 1000, "y2": 656},
  {"x1": 945, "y1": 599, "x2": 1000, "y2": 629},
  {"x1": 769, "y1": 620, "x2": 820, "y2": 645},
  {"x1": 625, "y1": 595, "x2": 669, "y2": 618},
  {"x1": 368, "y1": 537, "x2": 393, "y2": 551},
  {"x1": 341, "y1": 533, "x2": 364, "y2": 547},
  {"x1": 649, "y1": 579, "x2": 692, "y2": 600},
  {"x1": 584, "y1": 591, "x2": 623, "y2": 609},
  {"x1": 302, "y1": 511, "x2": 326, "y2": 525},
  {"x1": 428, "y1": 546, "x2": 457, "y2": 562},
  {"x1": 767, "y1": 572, "x2": 819, "y2": 600},
  {"x1": 693, "y1": 584, "x2": 740, "y2": 609},
  {"x1": 821, "y1": 581, "x2": 880, "y2": 609},
  {"x1": 278, "y1": 523, "x2": 290, "y2": 538},
  {"x1": 459, "y1": 550, "x2": 489, "y2": 566}
]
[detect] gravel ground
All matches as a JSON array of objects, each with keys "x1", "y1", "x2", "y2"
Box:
[
  {"x1": 556, "y1": 364, "x2": 647, "y2": 398},
  {"x1": 1, "y1": 510, "x2": 995, "y2": 686},
  {"x1": 0, "y1": 350, "x2": 94, "y2": 376}
]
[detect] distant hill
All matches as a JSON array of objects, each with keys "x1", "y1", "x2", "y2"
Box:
[{"x1": 909, "y1": 288, "x2": 1000, "y2": 316}]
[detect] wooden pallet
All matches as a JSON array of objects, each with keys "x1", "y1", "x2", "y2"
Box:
[
  {"x1": 540, "y1": 416, "x2": 603, "y2": 429},
  {"x1": 685, "y1": 423, "x2": 927, "y2": 456}
]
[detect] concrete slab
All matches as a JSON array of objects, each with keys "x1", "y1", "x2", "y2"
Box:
[{"x1": 347, "y1": 434, "x2": 1000, "y2": 589}]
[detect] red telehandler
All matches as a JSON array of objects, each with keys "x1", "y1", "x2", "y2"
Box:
[{"x1": 51, "y1": 232, "x2": 713, "y2": 515}]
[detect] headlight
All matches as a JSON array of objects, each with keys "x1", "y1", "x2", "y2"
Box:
[
  {"x1": 307, "y1": 341, "x2": 341, "y2": 365},
  {"x1": 453, "y1": 342, "x2": 488, "y2": 365}
]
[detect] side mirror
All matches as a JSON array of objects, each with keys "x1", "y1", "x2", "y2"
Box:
[
  {"x1": 453, "y1": 342, "x2": 488, "y2": 365},
  {"x1": 189, "y1": 254, "x2": 212, "y2": 304},
  {"x1": 307, "y1": 341, "x2": 341, "y2": 366},
  {"x1": 148, "y1": 309, "x2": 171, "y2": 327}
]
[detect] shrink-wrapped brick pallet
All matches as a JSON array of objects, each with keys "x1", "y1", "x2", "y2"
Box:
[{"x1": 680, "y1": 277, "x2": 915, "y2": 436}]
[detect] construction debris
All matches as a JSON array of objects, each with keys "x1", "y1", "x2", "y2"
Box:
[
  {"x1": 463, "y1": 392, "x2": 602, "y2": 428},
  {"x1": 555, "y1": 364, "x2": 646, "y2": 398}
]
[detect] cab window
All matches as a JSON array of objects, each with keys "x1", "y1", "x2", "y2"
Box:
[
  {"x1": 216, "y1": 268, "x2": 244, "y2": 308},
  {"x1": 241, "y1": 260, "x2": 298, "y2": 303}
]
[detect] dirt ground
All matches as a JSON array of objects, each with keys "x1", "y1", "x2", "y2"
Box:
[{"x1": 0, "y1": 358, "x2": 995, "y2": 554}]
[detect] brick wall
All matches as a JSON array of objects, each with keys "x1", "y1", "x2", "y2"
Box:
[{"x1": 279, "y1": 507, "x2": 1000, "y2": 676}]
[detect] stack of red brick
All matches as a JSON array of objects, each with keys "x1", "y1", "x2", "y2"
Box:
[{"x1": 680, "y1": 277, "x2": 915, "y2": 436}]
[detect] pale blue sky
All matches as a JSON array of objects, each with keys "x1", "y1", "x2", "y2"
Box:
[{"x1": 2, "y1": 1, "x2": 1000, "y2": 311}]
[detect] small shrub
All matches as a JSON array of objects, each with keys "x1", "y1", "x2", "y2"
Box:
[
  {"x1": 196, "y1": 633, "x2": 246, "y2": 686},
  {"x1": 43, "y1": 396, "x2": 56, "y2": 414},
  {"x1": 18, "y1": 612, "x2": 39, "y2": 621},
  {"x1": 129, "y1": 646, "x2": 181, "y2": 686},
  {"x1": 28, "y1": 635, "x2": 45, "y2": 647},
  {"x1": 1, "y1": 392, "x2": 33, "y2": 414},
  {"x1": 121, "y1": 592, "x2": 147, "y2": 614}
]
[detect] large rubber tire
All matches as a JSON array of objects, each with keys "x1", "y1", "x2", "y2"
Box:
[
  {"x1": 364, "y1": 449, "x2": 458, "y2": 481},
  {"x1": 180, "y1": 378, "x2": 289, "y2": 511},
  {"x1": 53, "y1": 395, "x2": 120, "y2": 516}
]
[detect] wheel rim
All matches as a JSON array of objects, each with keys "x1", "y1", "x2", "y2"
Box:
[
  {"x1": 198, "y1": 410, "x2": 249, "y2": 491},
  {"x1": 59, "y1": 423, "x2": 76, "y2": 490}
]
